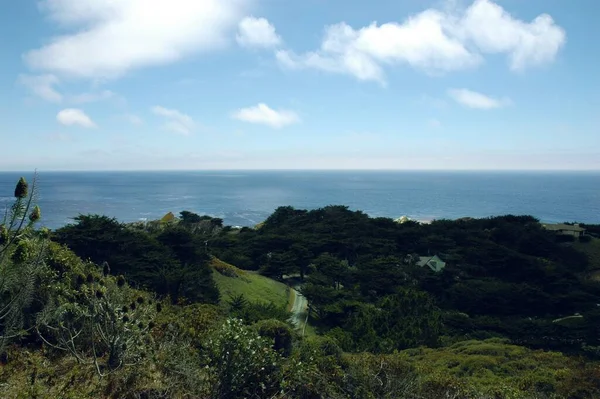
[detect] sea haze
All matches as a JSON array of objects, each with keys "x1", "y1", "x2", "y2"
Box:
[{"x1": 0, "y1": 171, "x2": 599, "y2": 229}]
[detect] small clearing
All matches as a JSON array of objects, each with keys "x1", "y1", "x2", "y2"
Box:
[{"x1": 210, "y1": 257, "x2": 290, "y2": 308}]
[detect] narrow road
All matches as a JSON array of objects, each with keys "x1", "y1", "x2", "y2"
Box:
[{"x1": 289, "y1": 286, "x2": 308, "y2": 331}]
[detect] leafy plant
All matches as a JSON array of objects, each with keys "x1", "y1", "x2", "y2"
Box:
[
  {"x1": 202, "y1": 318, "x2": 283, "y2": 399},
  {"x1": 0, "y1": 176, "x2": 47, "y2": 352},
  {"x1": 36, "y1": 272, "x2": 157, "y2": 376}
]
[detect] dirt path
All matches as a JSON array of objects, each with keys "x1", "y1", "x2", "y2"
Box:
[{"x1": 289, "y1": 286, "x2": 308, "y2": 330}]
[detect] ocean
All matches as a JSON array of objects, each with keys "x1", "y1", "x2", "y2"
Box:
[{"x1": 0, "y1": 171, "x2": 599, "y2": 229}]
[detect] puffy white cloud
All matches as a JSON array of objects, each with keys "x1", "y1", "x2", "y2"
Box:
[
  {"x1": 24, "y1": 0, "x2": 248, "y2": 79},
  {"x1": 457, "y1": 0, "x2": 566, "y2": 71},
  {"x1": 232, "y1": 103, "x2": 300, "y2": 128},
  {"x1": 57, "y1": 108, "x2": 97, "y2": 128},
  {"x1": 237, "y1": 17, "x2": 282, "y2": 48},
  {"x1": 448, "y1": 88, "x2": 511, "y2": 109},
  {"x1": 278, "y1": 0, "x2": 565, "y2": 82},
  {"x1": 18, "y1": 74, "x2": 63, "y2": 102},
  {"x1": 152, "y1": 106, "x2": 195, "y2": 135}
]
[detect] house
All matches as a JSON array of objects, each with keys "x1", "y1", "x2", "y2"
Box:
[
  {"x1": 160, "y1": 212, "x2": 176, "y2": 223},
  {"x1": 542, "y1": 223, "x2": 586, "y2": 238},
  {"x1": 417, "y1": 255, "x2": 447, "y2": 272}
]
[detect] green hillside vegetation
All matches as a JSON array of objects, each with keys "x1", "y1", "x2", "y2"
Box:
[
  {"x1": 571, "y1": 236, "x2": 600, "y2": 272},
  {"x1": 2, "y1": 177, "x2": 600, "y2": 398},
  {"x1": 210, "y1": 257, "x2": 290, "y2": 308}
]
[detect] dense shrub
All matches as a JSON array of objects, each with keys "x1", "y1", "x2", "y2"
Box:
[
  {"x1": 202, "y1": 318, "x2": 284, "y2": 399},
  {"x1": 254, "y1": 319, "x2": 294, "y2": 356}
]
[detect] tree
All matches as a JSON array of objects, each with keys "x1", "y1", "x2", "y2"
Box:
[
  {"x1": 309, "y1": 253, "x2": 349, "y2": 290},
  {"x1": 54, "y1": 216, "x2": 219, "y2": 304},
  {"x1": 179, "y1": 210, "x2": 202, "y2": 224},
  {"x1": 156, "y1": 227, "x2": 219, "y2": 304},
  {"x1": 341, "y1": 289, "x2": 442, "y2": 353}
]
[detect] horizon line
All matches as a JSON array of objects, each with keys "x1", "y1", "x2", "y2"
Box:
[{"x1": 2, "y1": 168, "x2": 600, "y2": 173}]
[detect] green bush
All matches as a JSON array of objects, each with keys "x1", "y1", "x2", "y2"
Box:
[
  {"x1": 202, "y1": 318, "x2": 283, "y2": 399},
  {"x1": 254, "y1": 319, "x2": 294, "y2": 356},
  {"x1": 37, "y1": 268, "x2": 157, "y2": 375}
]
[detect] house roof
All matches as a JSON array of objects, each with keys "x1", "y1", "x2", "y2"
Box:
[
  {"x1": 542, "y1": 223, "x2": 586, "y2": 232},
  {"x1": 417, "y1": 256, "x2": 436, "y2": 266},
  {"x1": 417, "y1": 255, "x2": 446, "y2": 271},
  {"x1": 160, "y1": 212, "x2": 176, "y2": 223}
]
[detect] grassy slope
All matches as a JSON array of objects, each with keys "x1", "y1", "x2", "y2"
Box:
[
  {"x1": 570, "y1": 237, "x2": 600, "y2": 280},
  {"x1": 210, "y1": 257, "x2": 290, "y2": 308}
]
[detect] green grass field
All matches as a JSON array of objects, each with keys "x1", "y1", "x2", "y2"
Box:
[{"x1": 210, "y1": 257, "x2": 291, "y2": 307}]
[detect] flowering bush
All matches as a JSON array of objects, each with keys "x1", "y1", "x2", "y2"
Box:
[{"x1": 202, "y1": 318, "x2": 284, "y2": 399}]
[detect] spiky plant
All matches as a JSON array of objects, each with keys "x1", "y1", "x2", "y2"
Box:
[
  {"x1": 0, "y1": 174, "x2": 47, "y2": 353},
  {"x1": 36, "y1": 272, "x2": 157, "y2": 376}
]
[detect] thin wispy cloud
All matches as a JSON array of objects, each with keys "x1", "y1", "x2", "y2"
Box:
[
  {"x1": 448, "y1": 88, "x2": 511, "y2": 109},
  {"x1": 18, "y1": 74, "x2": 62, "y2": 102},
  {"x1": 46, "y1": 132, "x2": 74, "y2": 142},
  {"x1": 152, "y1": 106, "x2": 195, "y2": 135},
  {"x1": 125, "y1": 114, "x2": 144, "y2": 126},
  {"x1": 69, "y1": 90, "x2": 114, "y2": 104}
]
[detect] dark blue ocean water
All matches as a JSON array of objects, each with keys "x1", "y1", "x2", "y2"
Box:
[{"x1": 0, "y1": 171, "x2": 599, "y2": 229}]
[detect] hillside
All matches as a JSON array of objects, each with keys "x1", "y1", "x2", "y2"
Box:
[
  {"x1": 3, "y1": 178, "x2": 600, "y2": 398},
  {"x1": 210, "y1": 257, "x2": 291, "y2": 308}
]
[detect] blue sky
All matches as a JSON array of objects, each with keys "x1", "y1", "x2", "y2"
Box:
[{"x1": 1, "y1": 0, "x2": 599, "y2": 171}]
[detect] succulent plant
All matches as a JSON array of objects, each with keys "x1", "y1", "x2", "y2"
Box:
[
  {"x1": 12, "y1": 240, "x2": 32, "y2": 263},
  {"x1": 0, "y1": 225, "x2": 8, "y2": 245},
  {"x1": 28, "y1": 205, "x2": 41, "y2": 223},
  {"x1": 14, "y1": 177, "x2": 28, "y2": 199}
]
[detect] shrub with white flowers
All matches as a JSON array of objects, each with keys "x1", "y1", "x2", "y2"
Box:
[{"x1": 202, "y1": 318, "x2": 284, "y2": 399}]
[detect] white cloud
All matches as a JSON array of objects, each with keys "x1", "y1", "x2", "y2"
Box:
[
  {"x1": 69, "y1": 90, "x2": 114, "y2": 104},
  {"x1": 457, "y1": 0, "x2": 566, "y2": 71},
  {"x1": 232, "y1": 103, "x2": 300, "y2": 128},
  {"x1": 57, "y1": 108, "x2": 97, "y2": 128},
  {"x1": 448, "y1": 88, "x2": 511, "y2": 109},
  {"x1": 24, "y1": 0, "x2": 248, "y2": 79},
  {"x1": 18, "y1": 74, "x2": 62, "y2": 102},
  {"x1": 277, "y1": 0, "x2": 565, "y2": 82},
  {"x1": 152, "y1": 106, "x2": 195, "y2": 135},
  {"x1": 237, "y1": 17, "x2": 282, "y2": 48}
]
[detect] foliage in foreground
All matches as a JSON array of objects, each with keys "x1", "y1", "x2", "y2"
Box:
[
  {"x1": 2, "y1": 178, "x2": 600, "y2": 398},
  {"x1": 0, "y1": 176, "x2": 47, "y2": 353}
]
